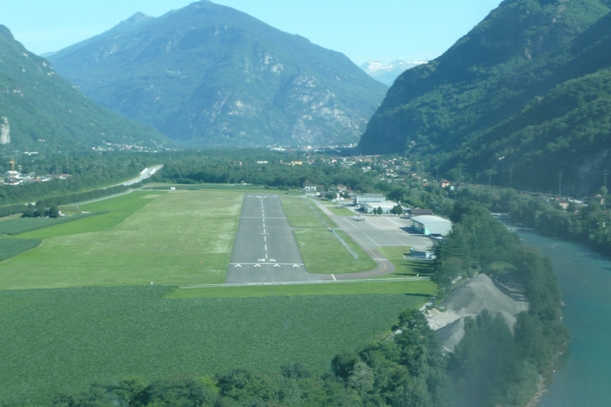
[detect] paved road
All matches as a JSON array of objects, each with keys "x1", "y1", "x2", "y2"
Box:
[{"x1": 226, "y1": 194, "x2": 326, "y2": 283}]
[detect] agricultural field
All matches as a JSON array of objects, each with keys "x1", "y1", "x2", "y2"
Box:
[
  {"x1": 0, "y1": 286, "x2": 425, "y2": 405},
  {"x1": 169, "y1": 280, "x2": 436, "y2": 298},
  {"x1": 0, "y1": 187, "x2": 437, "y2": 405},
  {"x1": 0, "y1": 190, "x2": 242, "y2": 289},
  {"x1": 0, "y1": 212, "x2": 103, "y2": 235},
  {"x1": 0, "y1": 238, "x2": 42, "y2": 261}
]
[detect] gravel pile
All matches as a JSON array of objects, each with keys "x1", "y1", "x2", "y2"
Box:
[{"x1": 426, "y1": 274, "x2": 528, "y2": 352}]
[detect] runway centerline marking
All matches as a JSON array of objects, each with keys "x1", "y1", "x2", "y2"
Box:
[{"x1": 363, "y1": 233, "x2": 381, "y2": 247}]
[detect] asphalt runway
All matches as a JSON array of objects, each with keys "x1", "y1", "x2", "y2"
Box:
[{"x1": 225, "y1": 194, "x2": 324, "y2": 283}]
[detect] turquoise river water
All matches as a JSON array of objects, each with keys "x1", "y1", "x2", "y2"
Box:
[{"x1": 516, "y1": 230, "x2": 611, "y2": 406}]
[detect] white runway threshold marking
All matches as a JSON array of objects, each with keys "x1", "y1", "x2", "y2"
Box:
[{"x1": 332, "y1": 274, "x2": 337, "y2": 281}]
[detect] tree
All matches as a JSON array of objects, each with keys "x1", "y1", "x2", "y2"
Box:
[
  {"x1": 376, "y1": 206, "x2": 383, "y2": 215},
  {"x1": 48, "y1": 206, "x2": 60, "y2": 218},
  {"x1": 22, "y1": 204, "x2": 36, "y2": 218},
  {"x1": 391, "y1": 204, "x2": 403, "y2": 216}
]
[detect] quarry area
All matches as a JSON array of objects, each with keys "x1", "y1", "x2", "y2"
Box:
[{"x1": 426, "y1": 274, "x2": 529, "y2": 352}]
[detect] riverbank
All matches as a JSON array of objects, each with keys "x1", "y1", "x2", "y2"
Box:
[{"x1": 516, "y1": 229, "x2": 611, "y2": 406}]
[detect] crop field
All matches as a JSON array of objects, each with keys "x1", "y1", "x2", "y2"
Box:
[
  {"x1": 294, "y1": 229, "x2": 377, "y2": 274},
  {"x1": 169, "y1": 280, "x2": 436, "y2": 298},
  {"x1": 0, "y1": 238, "x2": 42, "y2": 261},
  {"x1": 0, "y1": 286, "x2": 424, "y2": 404},
  {"x1": 0, "y1": 190, "x2": 242, "y2": 289},
  {"x1": 0, "y1": 212, "x2": 104, "y2": 235},
  {"x1": 378, "y1": 246, "x2": 435, "y2": 278}
]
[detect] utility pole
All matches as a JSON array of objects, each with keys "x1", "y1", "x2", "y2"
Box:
[
  {"x1": 509, "y1": 165, "x2": 514, "y2": 184},
  {"x1": 558, "y1": 171, "x2": 563, "y2": 198},
  {"x1": 488, "y1": 169, "x2": 492, "y2": 185}
]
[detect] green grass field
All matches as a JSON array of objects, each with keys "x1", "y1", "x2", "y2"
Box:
[
  {"x1": 0, "y1": 286, "x2": 425, "y2": 404},
  {"x1": 281, "y1": 196, "x2": 328, "y2": 228},
  {"x1": 279, "y1": 197, "x2": 373, "y2": 274},
  {"x1": 0, "y1": 190, "x2": 242, "y2": 289},
  {"x1": 378, "y1": 247, "x2": 435, "y2": 278},
  {"x1": 294, "y1": 229, "x2": 377, "y2": 274},
  {"x1": 169, "y1": 280, "x2": 436, "y2": 298},
  {"x1": 324, "y1": 204, "x2": 355, "y2": 216},
  {"x1": 280, "y1": 197, "x2": 337, "y2": 228}
]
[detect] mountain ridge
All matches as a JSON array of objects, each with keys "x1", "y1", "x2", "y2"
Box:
[
  {"x1": 0, "y1": 25, "x2": 169, "y2": 151},
  {"x1": 49, "y1": 1, "x2": 387, "y2": 147},
  {"x1": 359, "y1": 0, "x2": 611, "y2": 193}
]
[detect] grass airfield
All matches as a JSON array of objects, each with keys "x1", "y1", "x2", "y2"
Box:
[
  {"x1": 1, "y1": 190, "x2": 241, "y2": 289},
  {"x1": 0, "y1": 187, "x2": 435, "y2": 404}
]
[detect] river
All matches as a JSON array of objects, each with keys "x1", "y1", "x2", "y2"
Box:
[{"x1": 515, "y1": 230, "x2": 611, "y2": 406}]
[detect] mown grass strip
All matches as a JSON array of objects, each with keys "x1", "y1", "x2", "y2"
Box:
[
  {"x1": 294, "y1": 229, "x2": 377, "y2": 274},
  {"x1": 325, "y1": 206, "x2": 354, "y2": 216},
  {"x1": 281, "y1": 196, "x2": 328, "y2": 228},
  {"x1": 0, "y1": 238, "x2": 42, "y2": 261},
  {"x1": 168, "y1": 280, "x2": 436, "y2": 298},
  {"x1": 0, "y1": 190, "x2": 241, "y2": 290}
]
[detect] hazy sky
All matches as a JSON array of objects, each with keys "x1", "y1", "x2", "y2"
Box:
[{"x1": 4, "y1": 0, "x2": 502, "y2": 64}]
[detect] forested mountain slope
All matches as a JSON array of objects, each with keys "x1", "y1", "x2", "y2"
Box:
[
  {"x1": 359, "y1": 0, "x2": 611, "y2": 194},
  {"x1": 49, "y1": 1, "x2": 387, "y2": 147},
  {"x1": 0, "y1": 26, "x2": 168, "y2": 152}
]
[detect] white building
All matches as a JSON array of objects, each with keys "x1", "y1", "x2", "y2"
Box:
[
  {"x1": 411, "y1": 215, "x2": 453, "y2": 236},
  {"x1": 354, "y1": 194, "x2": 386, "y2": 206}
]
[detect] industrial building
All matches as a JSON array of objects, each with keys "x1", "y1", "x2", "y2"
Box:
[
  {"x1": 354, "y1": 194, "x2": 386, "y2": 206},
  {"x1": 411, "y1": 215, "x2": 453, "y2": 236},
  {"x1": 361, "y1": 201, "x2": 402, "y2": 214}
]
